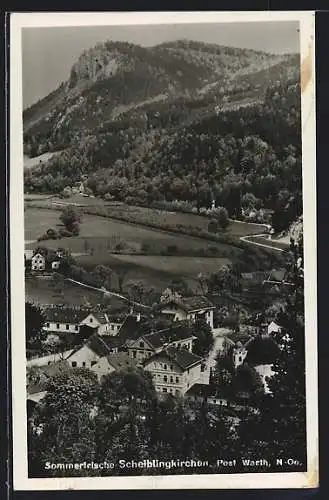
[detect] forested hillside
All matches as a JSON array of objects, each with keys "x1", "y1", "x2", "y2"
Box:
[{"x1": 23, "y1": 39, "x2": 301, "y2": 230}]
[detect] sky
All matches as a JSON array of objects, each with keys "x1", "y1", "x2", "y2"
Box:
[{"x1": 22, "y1": 21, "x2": 300, "y2": 109}]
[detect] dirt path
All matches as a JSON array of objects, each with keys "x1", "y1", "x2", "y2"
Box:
[{"x1": 65, "y1": 278, "x2": 151, "y2": 309}]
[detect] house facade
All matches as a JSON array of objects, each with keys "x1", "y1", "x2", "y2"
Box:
[
  {"x1": 80, "y1": 312, "x2": 123, "y2": 336},
  {"x1": 267, "y1": 321, "x2": 281, "y2": 335},
  {"x1": 159, "y1": 296, "x2": 215, "y2": 330},
  {"x1": 42, "y1": 307, "x2": 87, "y2": 335},
  {"x1": 144, "y1": 346, "x2": 207, "y2": 396},
  {"x1": 126, "y1": 324, "x2": 196, "y2": 364},
  {"x1": 66, "y1": 334, "x2": 124, "y2": 369},
  {"x1": 31, "y1": 253, "x2": 46, "y2": 271},
  {"x1": 42, "y1": 308, "x2": 124, "y2": 337},
  {"x1": 233, "y1": 344, "x2": 249, "y2": 369}
]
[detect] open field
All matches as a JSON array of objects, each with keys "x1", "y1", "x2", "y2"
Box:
[
  {"x1": 105, "y1": 254, "x2": 231, "y2": 275},
  {"x1": 77, "y1": 253, "x2": 230, "y2": 290},
  {"x1": 26, "y1": 276, "x2": 108, "y2": 307},
  {"x1": 25, "y1": 207, "x2": 242, "y2": 259},
  {"x1": 25, "y1": 252, "x2": 213, "y2": 302},
  {"x1": 25, "y1": 194, "x2": 265, "y2": 238}
]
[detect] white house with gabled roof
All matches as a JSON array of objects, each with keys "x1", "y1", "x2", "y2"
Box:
[
  {"x1": 31, "y1": 253, "x2": 46, "y2": 271},
  {"x1": 159, "y1": 295, "x2": 215, "y2": 330},
  {"x1": 144, "y1": 346, "x2": 209, "y2": 397}
]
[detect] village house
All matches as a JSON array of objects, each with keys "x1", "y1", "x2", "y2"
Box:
[
  {"x1": 66, "y1": 333, "x2": 125, "y2": 369},
  {"x1": 90, "y1": 352, "x2": 138, "y2": 381},
  {"x1": 80, "y1": 312, "x2": 124, "y2": 336},
  {"x1": 51, "y1": 261, "x2": 61, "y2": 270},
  {"x1": 24, "y1": 249, "x2": 34, "y2": 267},
  {"x1": 42, "y1": 307, "x2": 124, "y2": 337},
  {"x1": 159, "y1": 295, "x2": 215, "y2": 330},
  {"x1": 31, "y1": 252, "x2": 46, "y2": 271},
  {"x1": 116, "y1": 313, "x2": 148, "y2": 341},
  {"x1": 126, "y1": 323, "x2": 197, "y2": 364},
  {"x1": 143, "y1": 346, "x2": 208, "y2": 397},
  {"x1": 185, "y1": 383, "x2": 230, "y2": 407},
  {"x1": 267, "y1": 321, "x2": 281, "y2": 335},
  {"x1": 42, "y1": 307, "x2": 89, "y2": 335}
]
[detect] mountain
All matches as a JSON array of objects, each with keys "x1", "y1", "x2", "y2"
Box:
[{"x1": 23, "y1": 39, "x2": 301, "y2": 230}]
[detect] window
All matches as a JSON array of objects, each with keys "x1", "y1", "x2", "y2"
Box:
[
  {"x1": 133, "y1": 351, "x2": 137, "y2": 358},
  {"x1": 164, "y1": 375, "x2": 168, "y2": 382},
  {"x1": 56, "y1": 323, "x2": 60, "y2": 329},
  {"x1": 72, "y1": 361, "x2": 77, "y2": 367},
  {"x1": 90, "y1": 317, "x2": 93, "y2": 323},
  {"x1": 163, "y1": 388, "x2": 167, "y2": 393},
  {"x1": 164, "y1": 364, "x2": 167, "y2": 370},
  {"x1": 46, "y1": 323, "x2": 50, "y2": 328},
  {"x1": 170, "y1": 364, "x2": 173, "y2": 370},
  {"x1": 139, "y1": 341, "x2": 144, "y2": 348},
  {"x1": 82, "y1": 362, "x2": 86, "y2": 367},
  {"x1": 66, "y1": 324, "x2": 69, "y2": 330},
  {"x1": 48, "y1": 361, "x2": 51, "y2": 365},
  {"x1": 176, "y1": 377, "x2": 179, "y2": 383},
  {"x1": 170, "y1": 376, "x2": 173, "y2": 383},
  {"x1": 75, "y1": 325, "x2": 79, "y2": 331}
]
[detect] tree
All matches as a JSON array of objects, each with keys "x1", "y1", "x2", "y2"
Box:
[
  {"x1": 28, "y1": 368, "x2": 100, "y2": 477},
  {"x1": 59, "y1": 206, "x2": 82, "y2": 233},
  {"x1": 236, "y1": 237, "x2": 306, "y2": 470},
  {"x1": 208, "y1": 264, "x2": 240, "y2": 293},
  {"x1": 95, "y1": 369, "x2": 157, "y2": 467},
  {"x1": 208, "y1": 218, "x2": 219, "y2": 233},
  {"x1": 191, "y1": 319, "x2": 214, "y2": 357},
  {"x1": 261, "y1": 237, "x2": 306, "y2": 466},
  {"x1": 92, "y1": 264, "x2": 112, "y2": 289},
  {"x1": 170, "y1": 278, "x2": 189, "y2": 296},
  {"x1": 25, "y1": 302, "x2": 46, "y2": 351},
  {"x1": 217, "y1": 207, "x2": 230, "y2": 230},
  {"x1": 115, "y1": 268, "x2": 129, "y2": 293},
  {"x1": 241, "y1": 192, "x2": 258, "y2": 210},
  {"x1": 212, "y1": 350, "x2": 235, "y2": 397},
  {"x1": 61, "y1": 186, "x2": 72, "y2": 198},
  {"x1": 127, "y1": 281, "x2": 146, "y2": 303},
  {"x1": 197, "y1": 273, "x2": 209, "y2": 295},
  {"x1": 234, "y1": 363, "x2": 265, "y2": 401}
]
